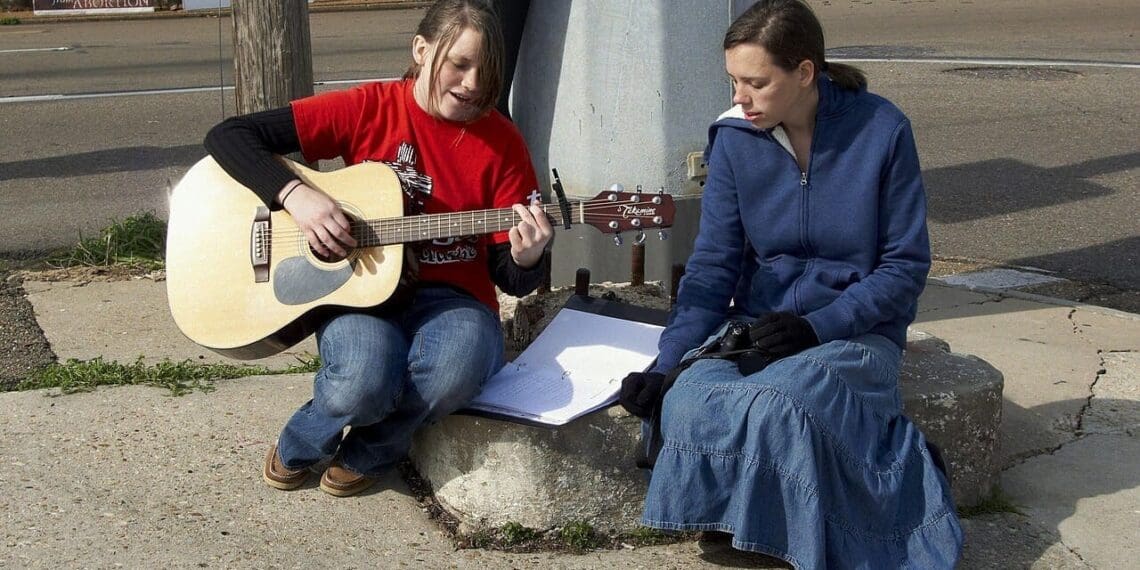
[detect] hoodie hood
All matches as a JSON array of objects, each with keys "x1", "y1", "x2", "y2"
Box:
[{"x1": 706, "y1": 73, "x2": 864, "y2": 155}]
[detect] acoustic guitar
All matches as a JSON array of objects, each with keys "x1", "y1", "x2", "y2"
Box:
[{"x1": 165, "y1": 156, "x2": 676, "y2": 359}]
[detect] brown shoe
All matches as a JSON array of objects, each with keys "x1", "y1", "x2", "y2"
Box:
[
  {"x1": 262, "y1": 444, "x2": 310, "y2": 490},
  {"x1": 319, "y1": 460, "x2": 374, "y2": 497}
]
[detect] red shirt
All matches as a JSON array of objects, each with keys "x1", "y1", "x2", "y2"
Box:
[{"x1": 291, "y1": 80, "x2": 539, "y2": 312}]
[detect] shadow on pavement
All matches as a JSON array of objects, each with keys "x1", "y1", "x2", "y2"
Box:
[
  {"x1": 960, "y1": 393, "x2": 1140, "y2": 570},
  {"x1": 924, "y1": 152, "x2": 1139, "y2": 224},
  {"x1": 0, "y1": 144, "x2": 202, "y2": 181},
  {"x1": 1013, "y1": 235, "x2": 1140, "y2": 292}
]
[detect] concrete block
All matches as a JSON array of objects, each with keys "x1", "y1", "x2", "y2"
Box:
[
  {"x1": 902, "y1": 330, "x2": 1005, "y2": 506},
  {"x1": 411, "y1": 407, "x2": 647, "y2": 533},
  {"x1": 412, "y1": 289, "x2": 1004, "y2": 532}
]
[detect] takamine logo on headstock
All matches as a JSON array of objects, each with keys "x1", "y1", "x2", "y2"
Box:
[
  {"x1": 550, "y1": 170, "x2": 676, "y2": 246},
  {"x1": 619, "y1": 203, "x2": 661, "y2": 219}
]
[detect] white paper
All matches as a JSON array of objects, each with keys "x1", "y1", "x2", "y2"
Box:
[{"x1": 466, "y1": 308, "x2": 663, "y2": 426}]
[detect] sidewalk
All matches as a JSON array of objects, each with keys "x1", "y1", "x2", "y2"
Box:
[{"x1": 1, "y1": 276, "x2": 1137, "y2": 568}]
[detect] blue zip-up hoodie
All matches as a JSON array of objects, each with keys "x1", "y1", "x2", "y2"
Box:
[{"x1": 653, "y1": 74, "x2": 931, "y2": 373}]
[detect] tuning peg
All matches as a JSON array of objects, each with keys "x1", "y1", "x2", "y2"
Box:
[
  {"x1": 609, "y1": 183, "x2": 625, "y2": 193},
  {"x1": 635, "y1": 231, "x2": 647, "y2": 245},
  {"x1": 613, "y1": 233, "x2": 624, "y2": 246},
  {"x1": 658, "y1": 230, "x2": 669, "y2": 241}
]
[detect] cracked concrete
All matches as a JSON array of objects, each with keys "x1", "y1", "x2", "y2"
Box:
[
  {"x1": 2, "y1": 279, "x2": 1135, "y2": 568},
  {"x1": 916, "y1": 286, "x2": 1103, "y2": 466},
  {"x1": 1083, "y1": 352, "x2": 1139, "y2": 436},
  {"x1": 916, "y1": 283, "x2": 1140, "y2": 570}
]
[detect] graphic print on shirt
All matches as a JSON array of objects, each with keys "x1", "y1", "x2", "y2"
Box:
[
  {"x1": 377, "y1": 141, "x2": 481, "y2": 267},
  {"x1": 380, "y1": 142, "x2": 433, "y2": 215}
]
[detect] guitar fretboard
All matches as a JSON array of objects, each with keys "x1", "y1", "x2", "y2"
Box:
[{"x1": 352, "y1": 201, "x2": 580, "y2": 247}]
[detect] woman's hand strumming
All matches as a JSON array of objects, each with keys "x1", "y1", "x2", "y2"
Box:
[{"x1": 281, "y1": 184, "x2": 357, "y2": 259}]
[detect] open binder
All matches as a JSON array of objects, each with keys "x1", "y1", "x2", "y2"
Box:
[{"x1": 462, "y1": 294, "x2": 669, "y2": 427}]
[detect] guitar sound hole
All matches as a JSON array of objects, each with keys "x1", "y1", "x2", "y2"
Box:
[
  {"x1": 309, "y1": 214, "x2": 361, "y2": 264},
  {"x1": 311, "y1": 247, "x2": 347, "y2": 264}
]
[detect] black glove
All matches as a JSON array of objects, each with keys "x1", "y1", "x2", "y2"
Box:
[
  {"x1": 748, "y1": 312, "x2": 820, "y2": 360},
  {"x1": 618, "y1": 371, "x2": 666, "y2": 419}
]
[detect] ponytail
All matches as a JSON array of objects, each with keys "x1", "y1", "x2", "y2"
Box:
[{"x1": 824, "y1": 61, "x2": 867, "y2": 90}]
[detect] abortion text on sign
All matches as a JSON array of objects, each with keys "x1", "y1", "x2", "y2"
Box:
[{"x1": 33, "y1": 0, "x2": 156, "y2": 16}]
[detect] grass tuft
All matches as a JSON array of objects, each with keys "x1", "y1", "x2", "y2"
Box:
[
  {"x1": 558, "y1": 520, "x2": 600, "y2": 551},
  {"x1": 623, "y1": 526, "x2": 675, "y2": 546},
  {"x1": 499, "y1": 521, "x2": 540, "y2": 546},
  {"x1": 1, "y1": 17, "x2": 20, "y2": 25},
  {"x1": 48, "y1": 211, "x2": 166, "y2": 270},
  {"x1": 466, "y1": 527, "x2": 494, "y2": 549},
  {"x1": 18, "y1": 355, "x2": 320, "y2": 396}
]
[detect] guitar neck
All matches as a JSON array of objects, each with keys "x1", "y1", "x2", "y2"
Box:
[{"x1": 353, "y1": 201, "x2": 580, "y2": 247}]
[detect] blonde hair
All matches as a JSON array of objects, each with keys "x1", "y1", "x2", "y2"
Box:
[{"x1": 403, "y1": 0, "x2": 505, "y2": 114}]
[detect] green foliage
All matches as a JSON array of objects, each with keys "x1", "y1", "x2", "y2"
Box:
[
  {"x1": 18, "y1": 355, "x2": 319, "y2": 396},
  {"x1": 49, "y1": 211, "x2": 167, "y2": 270},
  {"x1": 499, "y1": 521, "x2": 540, "y2": 546},
  {"x1": 466, "y1": 528, "x2": 493, "y2": 549},
  {"x1": 623, "y1": 526, "x2": 674, "y2": 546},
  {"x1": 283, "y1": 354, "x2": 322, "y2": 374},
  {"x1": 558, "y1": 521, "x2": 599, "y2": 551},
  {"x1": 1, "y1": 17, "x2": 20, "y2": 25},
  {"x1": 958, "y1": 488, "x2": 1024, "y2": 518}
]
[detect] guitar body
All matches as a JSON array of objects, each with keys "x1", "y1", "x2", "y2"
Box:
[
  {"x1": 166, "y1": 157, "x2": 404, "y2": 359},
  {"x1": 167, "y1": 156, "x2": 677, "y2": 360}
]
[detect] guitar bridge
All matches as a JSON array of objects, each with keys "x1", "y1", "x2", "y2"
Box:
[{"x1": 250, "y1": 206, "x2": 270, "y2": 283}]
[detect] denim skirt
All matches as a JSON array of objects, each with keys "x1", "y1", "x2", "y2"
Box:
[{"x1": 642, "y1": 333, "x2": 963, "y2": 570}]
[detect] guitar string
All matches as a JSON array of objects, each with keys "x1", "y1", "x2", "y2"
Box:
[
  {"x1": 263, "y1": 201, "x2": 672, "y2": 244},
  {"x1": 265, "y1": 219, "x2": 662, "y2": 236},
  {"x1": 266, "y1": 219, "x2": 669, "y2": 244}
]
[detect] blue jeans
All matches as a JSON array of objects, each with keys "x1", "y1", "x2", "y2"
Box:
[{"x1": 276, "y1": 286, "x2": 505, "y2": 475}]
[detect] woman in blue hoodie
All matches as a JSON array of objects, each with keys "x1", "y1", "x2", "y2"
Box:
[{"x1": 618, "y1": 1, "x2": 963, "y2": 568}]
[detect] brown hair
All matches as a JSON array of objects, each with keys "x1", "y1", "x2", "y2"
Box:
[
  {"x1": 403, "y1": 0, "x2": 505, "y2": 114},
  {"x1": 724, "y1": 0, "x2": 866, "y2": 91}
]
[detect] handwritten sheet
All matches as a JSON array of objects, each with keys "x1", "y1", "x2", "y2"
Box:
[{"x1": 466, "y1": 308, "x2": 664, "y2": 426}]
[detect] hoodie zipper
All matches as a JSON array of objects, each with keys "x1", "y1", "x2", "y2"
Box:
[{"x1": 795, "y1": 124, "x2": 819, "y2": 315}]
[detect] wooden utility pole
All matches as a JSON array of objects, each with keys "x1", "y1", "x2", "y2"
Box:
[{"x1": 232, "y1": 0, "x2": 314, "y2": 115}]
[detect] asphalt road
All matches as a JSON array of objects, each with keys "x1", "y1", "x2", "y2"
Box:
[{"x1": 1, "y1": 1, "x2": 1137, "y2": 308}]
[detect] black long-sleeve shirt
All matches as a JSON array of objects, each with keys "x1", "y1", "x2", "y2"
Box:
[{"x1": 202, "y1": 107, "x2": 548, "y2": 298}]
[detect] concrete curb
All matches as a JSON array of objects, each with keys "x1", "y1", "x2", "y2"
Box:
[
  {"x1": 0, "y1": 1, "x2": 429, "y2": 25},
  {"x1": 927, "y1": 281, "x2": 1140, "y2": 322}
]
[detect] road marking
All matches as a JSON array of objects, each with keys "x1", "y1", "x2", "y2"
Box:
[
  {"x1": 833, "y1": 56, "x2": 1140, "y2": 70},
  {"x1": 0, "y1": 28, "x2": 49, "y2": 35},
  {"x1": 314, "y1": 78, "x2": 395, "y2": 86},
  {"x1": 0, "y1": 77, "x2": 397, "y2": 105},
  {"x1": 4, "y1": 56, "x2": 1137, "y2": 105},
  {"x1": 0, "y1": 46, "x2": 71, "y2": 54},
  {"x1": 2, "y1": 85, "x2": 234, "y2": 104}
]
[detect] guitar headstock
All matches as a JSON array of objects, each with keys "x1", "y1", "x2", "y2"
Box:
[{"x1": 572, "y1": 186, "x2": 676, "y2": 244}]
